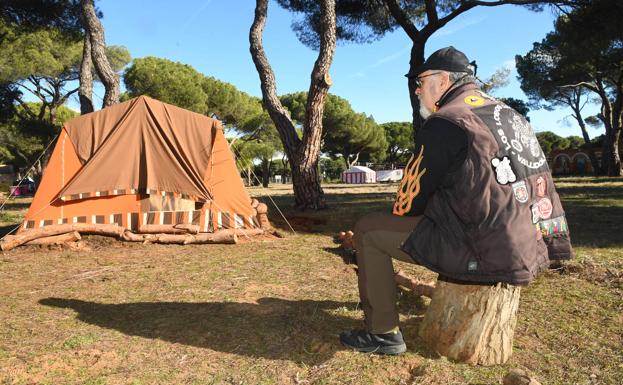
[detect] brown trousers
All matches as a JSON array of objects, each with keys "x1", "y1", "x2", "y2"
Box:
[{"x1": 353, "y1": 212, "x2": 422, "y2": 333}]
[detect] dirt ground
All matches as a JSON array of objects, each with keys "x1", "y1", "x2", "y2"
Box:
[{"x1": 1, "y1": 180, "x2": 622, "y2": 384}]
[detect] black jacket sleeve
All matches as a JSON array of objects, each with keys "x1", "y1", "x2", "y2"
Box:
[{"x1": 393, "y1": 117, "x2": 467, "y2": 216}]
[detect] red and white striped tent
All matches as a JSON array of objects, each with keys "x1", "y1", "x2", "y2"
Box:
[{"x1": 341, "y1": 166, "x2": 376, "y2": 184}]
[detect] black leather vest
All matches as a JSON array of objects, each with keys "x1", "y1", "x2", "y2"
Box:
[{"x1": 401, "y1": 84, "x2": 574, "y2": 285}]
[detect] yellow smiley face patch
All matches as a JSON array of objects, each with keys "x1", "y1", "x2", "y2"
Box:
[{"x1": 464, "y1": 95, "x2": 485, "y2": 106}]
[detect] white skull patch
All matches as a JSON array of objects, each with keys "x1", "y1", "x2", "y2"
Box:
[{"x1": 491, "y1": 156, "x2": 517, "y2": 185}]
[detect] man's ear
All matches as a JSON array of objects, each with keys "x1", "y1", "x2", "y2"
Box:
[{"x1": 440, "y1": 71, "x2": 451, "y2": 90}]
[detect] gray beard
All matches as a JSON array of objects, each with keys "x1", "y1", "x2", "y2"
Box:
[{"x1": 419, "y1": 102, "x2": 432, "y2": 119}]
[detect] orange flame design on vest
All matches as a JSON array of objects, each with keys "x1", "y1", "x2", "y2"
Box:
[{"x1": 393, "y1": 146, "x2": 427, "y2": 216}]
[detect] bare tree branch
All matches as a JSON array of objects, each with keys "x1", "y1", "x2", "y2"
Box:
[
  {"x1": 424, "y1": 0, "x2": 438, "y2": 24},
  {"x1": 383, "y1": 0, "x2": 420, "y2": 41}
]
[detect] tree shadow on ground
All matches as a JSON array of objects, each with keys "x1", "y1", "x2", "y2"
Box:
[
  {"x1": 265, "y1": 192, "x2": 394, "y2": 236},
  {"x1": 322, "y1": 246, "x2": 356, "y2": 265},
  {"x1": 0, "y1": 201, "x2": 31, "y2": 211},
  {"x1": 268, "y1": 186, "x2": 623, "y2": 248},
  {"x1": 0, "y1": 224, "x2": 19, "y2": 238},
  {"x1": 39, "y1": 297, "x2": 431, "y2": 364},
  {"x1": 562, "y1": 204, "x2": 623, "y2": 248}
]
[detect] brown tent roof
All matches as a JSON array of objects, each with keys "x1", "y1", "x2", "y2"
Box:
[{"x1": 60, "y1": 96, "x2": 218, "y2": 201}]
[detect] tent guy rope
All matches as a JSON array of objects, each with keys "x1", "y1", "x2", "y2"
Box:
[
  {"x1": 230, "y1": 144, "x2": 297, "y2": 235},
  {"x1": 0, "y1": 135, "x2": 59, "y2": 241}
]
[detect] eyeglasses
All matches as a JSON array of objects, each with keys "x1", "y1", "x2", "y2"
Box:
[{"x1": 414, "y1": 72, "x2": 442, "y2": 89}]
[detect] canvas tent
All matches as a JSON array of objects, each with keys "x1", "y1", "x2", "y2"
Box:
[
  {"x1": 341, "y1": 166, "x2": 376, "y2": 184},
  {"x1": 376, "y1": 169, "x2": 403, "y2": 183},
  {"x1": 21, "y1": 96, "x2": 259, "y2": 233}
]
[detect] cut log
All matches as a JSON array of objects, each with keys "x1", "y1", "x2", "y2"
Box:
[
  {"x1": 150, "y1": 233, "x2": 195, "y2": 244},
  {"x1": 71, "y1": 223, "x2": 126, "y2": 237},
  {"x1": 129, "y1": 231, "x2": 237, "y2": 245},
  {"x1": 257, "y1": 213, "x2": 271, "y2": 230},
  {"x1": 1, "y1": 224, "x2": 242, "y2": 250},
  {"x1": 1, "y1": 224, "x2": 74, "y2": 251},
  {"x1": 251, "y1": 198, "x2": 260, "y2": 208},
  {"x1": 340, "y1": 230, "x2": 354, "y2": 250},
  {"x1": 419, "y1": 279, "x2": 521, "y2": 366},
  {"x1": 25, "y1": 231, "x2": 81, "y2": 245},
  {"x1": 256, "y1": 203, "x2": 268, "y2": 214},
  {"x1": 122, "y1": 231, "x2": 145, "y2": 242},
  {"x1": 174, "y1": 224, "x2": 200, "y2": 234},
  {"x1": 138, "y1": 224, "x2": 199, "y2": 234},
  {"x1": 191, "y1": 232, "x2": 237, "y2": 244},
  {"x1": 1, "y1": 223, "x2": 126, "y2": 251},
  {"x1": 219, "y1": 228, "x2": 264, "y2": 237},
  {"x1": 394, "y1": 270, "x2": 435, "y2": 298}
]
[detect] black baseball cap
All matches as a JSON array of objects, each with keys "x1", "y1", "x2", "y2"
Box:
[{"x1": 405, "y1": 46, "x2": 473, "y2": 78}]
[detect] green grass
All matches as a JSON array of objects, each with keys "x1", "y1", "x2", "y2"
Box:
[
  {"x1": 0, "y1": 179, "x2": 621, "y2": 384},
  {"x1": 62, "y1": 334, "x2": 97, "y2": 350},
  {"x1": 0, "y1": 212, "x2": 20, "y2": 223}
]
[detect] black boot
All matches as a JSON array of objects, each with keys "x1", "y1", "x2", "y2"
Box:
[{"x1": 339, "y1": 329, "x2": 406, "y2": 355}]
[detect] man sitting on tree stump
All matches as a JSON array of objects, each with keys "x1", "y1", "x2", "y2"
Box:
[{"x1": 340, "y1": 46, "x2": 574, "y2": 356}]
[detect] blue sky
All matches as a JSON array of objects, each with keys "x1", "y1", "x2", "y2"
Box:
[{"x1": 86, "y1": 0, "x2": 600, "y2": 138}]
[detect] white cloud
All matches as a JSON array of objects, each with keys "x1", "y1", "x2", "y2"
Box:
[
  {"x1": 181, "y1": 0, "x2": 214, "y2": 31},
  {"x1": 434, "y1": 15, "x2": 488, "y2": 37},
  {"x1": 351, "y1": 44, "x2": 410, "y2": 78},
  {"x1": 370, "y1": 45, "x2": 411, "y2": 68}
]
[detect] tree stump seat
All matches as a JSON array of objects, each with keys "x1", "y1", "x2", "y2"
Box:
[{"x1": 418, "y1": 277, "x2": 522, "y2": 366}]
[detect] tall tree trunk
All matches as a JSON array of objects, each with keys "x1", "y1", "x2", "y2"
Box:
[
  {"x1": 602, "y1": 129, "x2": 622, "y2": 176},
  {"x1": 79, "y1": 32, "x2": 94, "y2": 114},
  {"x1": 569, "y1": 91, "x2": 600, "y2": 175},
  {"x1": 291, "y1": 158, "x2": 323, "y2": 207},
  {"x1": 81, "y1": 0, "x2": 119, "y2": 108},
  {"x1": 49, "y1": 105, "x2": 58, "y2": 126},
  {"x1": 261, "y1": 159, "x2": 270, "y2": 188},
  {"x1": 407, "y1": 42, "x2": 426, "y2": 141},
  {"x1": 596, "y1": 91, "x2": 622, "y2": 176},
  {"x1": 249, "y1": 0, "x2": 336, "y2": 209},
  {"x1": 580, "y1": 128, "x2": 601, "y2": 176}
]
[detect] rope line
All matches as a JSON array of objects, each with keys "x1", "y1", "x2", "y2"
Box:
[
  {"x1": 229, "y1": 144, "x2": 296, "y2": 235},
  {"x1": 0, "y1": 135, "x2": 59, "y2": 241}
]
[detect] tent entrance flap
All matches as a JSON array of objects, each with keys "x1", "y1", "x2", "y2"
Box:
[{"x1": 140, "y1": 194, "x2": 198, "y2": 212}]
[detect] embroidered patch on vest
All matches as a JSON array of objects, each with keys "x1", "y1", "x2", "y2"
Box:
[
  {"x1": 536, "y1": 215, "x2": 568, "y2": 236},
  {"x1": 512, "y1": 181, "x2": 529, "y2": 203},
  {"x1": 531, "y1": 197, "x2": 553, "y2": 223},
  {"x1": 537, "y1": 197, "x2": 553, "y2": 219},
  {"x1": 473, "y1": 104, "x2": 549, "y2": 180},
  {"x1": 531, "y1": 203, "x2": 540, "y2": 224},
  {"x1": 491, "y1": 156, "x2": 517, "y2": 185},
  {"x1": 464, "y1": 95, "x2": 485, "y2": 106},
  {"x1": 536, "y1": 176, "x2": 546, "y2": 197}
]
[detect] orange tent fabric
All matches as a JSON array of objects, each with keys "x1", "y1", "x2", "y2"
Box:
[{"x1": 22, "y1": 96, "x2": 258, "y2": 232}]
